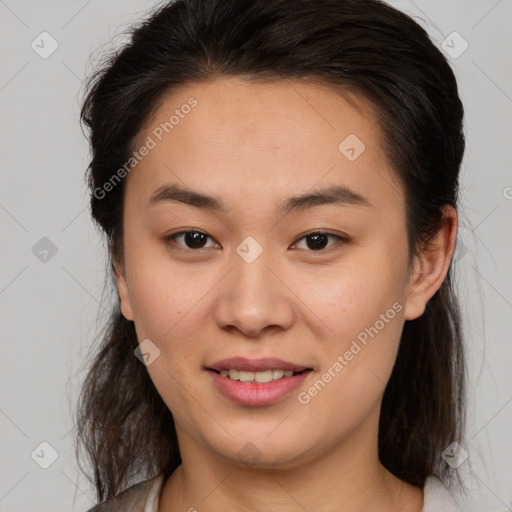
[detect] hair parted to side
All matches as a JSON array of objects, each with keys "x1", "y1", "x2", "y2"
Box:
[{"x1": 76, "y1": 0, "x2": 467, "y2": 503}]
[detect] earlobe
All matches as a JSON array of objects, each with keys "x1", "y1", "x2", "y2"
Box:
[
  {"x1": 403, "y1": 256, "x2": 431, "y2": 320},
  {"x1": 403, "y1": 206, "x2": 458, "y2": 321},
  {"x1": 112, "y1": 261, "x2": 134, "y2": 321}
]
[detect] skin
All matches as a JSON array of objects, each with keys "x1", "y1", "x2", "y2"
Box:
[{"x1": 113, "y1": 77, "x2": 457, "y2": 512}]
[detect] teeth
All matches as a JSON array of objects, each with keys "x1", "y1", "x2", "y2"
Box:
[
  {"x1": 272, "y1": 369, "x2": 285, "y2": 379},
  {"x1": 218, "y1": 368, "x2": 301, "y2": 383},
  {"x1": 239, "y1": 370, "x2": 254, "y2": 382}
]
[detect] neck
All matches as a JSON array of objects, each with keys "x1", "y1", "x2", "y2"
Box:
[{"x1": 159, "y1": 409, "x2": 424, "y2": 512}]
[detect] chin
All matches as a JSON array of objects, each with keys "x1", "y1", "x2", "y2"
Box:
[{"x1": 212, "y1": 436, "x2": 314, "y2": 471}]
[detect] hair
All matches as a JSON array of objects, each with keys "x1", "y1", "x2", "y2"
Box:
[{"x1": 76, "y1": 0, "x2": 467, "y2": 504}]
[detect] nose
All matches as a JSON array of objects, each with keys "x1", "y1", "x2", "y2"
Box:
[{"x1": 212, "y1": 248, "x2": 295, "y2": 338}]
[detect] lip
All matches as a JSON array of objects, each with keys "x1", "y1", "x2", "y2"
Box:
[
  {"x1": 207, "y1": 368, "x2": 312, "y2": 406},
  {"x1": 207, "y1": 356, "x2": 312, "y2": 373}
]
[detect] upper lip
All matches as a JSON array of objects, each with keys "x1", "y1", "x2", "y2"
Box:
[{"x1": 207, "y1": 357, "x2": 312, "y2": 373}]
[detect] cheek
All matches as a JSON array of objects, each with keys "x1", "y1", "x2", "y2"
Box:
[
  {"x1": 297, "y1": 250, "x2": 406, "y2": 339},
  {"x1": 298, "y1": 251, "x2": 406, "y2": 395},
  {"x1": 124, "y1": 256, "x2": 214, "y2": 419},
  {"x1": 124, "y1": 237, "x2": 215, "y2": 338}
]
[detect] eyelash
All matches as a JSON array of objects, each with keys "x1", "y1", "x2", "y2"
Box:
[{"x1": 163, "y1": 229, "x2": 349, "y2": 253}]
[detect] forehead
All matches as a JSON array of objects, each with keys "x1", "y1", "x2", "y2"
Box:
[{"x1": 127, "y1": 77, "x2": 404, "y2": 215}]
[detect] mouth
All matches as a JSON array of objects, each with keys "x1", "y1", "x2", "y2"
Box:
[
  {"x1": 205, "y1": 357, "x2": 314, "y2": 406},
  {"x1": 207, "y1": 368, "x2": 312, "y2": 384},
  {"x1": 207, "y1": 356, "x2": 313, "y2": 374}
]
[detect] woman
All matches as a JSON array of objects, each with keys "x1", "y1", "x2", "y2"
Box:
[{"x1": 76, "y1": 0, "x2": 467, "y2": 510}]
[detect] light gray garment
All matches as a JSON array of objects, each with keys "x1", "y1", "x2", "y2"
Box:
[{"x1": 86, "y1": 473, "x2": 463, "y2": 511}]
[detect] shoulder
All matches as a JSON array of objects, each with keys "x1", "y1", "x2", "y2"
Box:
[
  {"x1": 85, "y1": 473, "x2": 165, "y2": 512},
  {"x1": 422, "y1": 475, "x2": 462, "y2": 512}
]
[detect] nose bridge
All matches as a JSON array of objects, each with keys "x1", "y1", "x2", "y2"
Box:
[
  {"x1": 213, "y1": 236, "x2": 294, "y2": 336},
  {"x1": 245, "y1": 252, "x2": 273, "y2": 287},
  {"x1": 232, "y1": 236, "x2": 277, "y2": 306}
]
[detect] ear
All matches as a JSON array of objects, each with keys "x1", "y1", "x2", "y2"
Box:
[
  {"x1": 403, "y1": 206, "x2": 458, "y2": 321},
  {"x1": 112, "y1": 257, "x2": 134, "y2": 322}
]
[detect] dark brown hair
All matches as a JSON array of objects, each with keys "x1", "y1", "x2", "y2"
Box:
[{"x1": 76, "y1": 0, "x2": 467, "y2": 504}]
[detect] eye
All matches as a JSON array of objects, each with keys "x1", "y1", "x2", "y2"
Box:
[
  {"x1": 164, "y1": 230, "x2": 219, "y2": 250},
  {"x1": 290, "y1": 231, "x2": 348, "y2": 252},
  {"x1": 164, "y1": 229, "x2": 348, "y2": 253}
]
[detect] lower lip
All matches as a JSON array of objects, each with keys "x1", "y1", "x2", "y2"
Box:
[{"x1": 207, "y1": 370, "x2": 312, "y2": 406}]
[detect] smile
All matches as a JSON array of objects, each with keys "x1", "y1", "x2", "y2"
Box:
[
  {"x1": 207, "y1": 368, "x2": 313, "y2": 406},
  {"x1": 214, "y1": 368, "x2": 308, "y2": 383}
]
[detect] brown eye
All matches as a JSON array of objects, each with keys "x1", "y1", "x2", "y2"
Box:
[
  {"x1": 291, "y1": 231, "x2": 348, "y2": 252},
  {"x1": 165, "y1": 230, "x2": 218, "y2": 250}
]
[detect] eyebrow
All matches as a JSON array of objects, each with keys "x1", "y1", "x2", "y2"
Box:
[{"x1": 146, "y1": 182, "x2": 372, "y2": 216}]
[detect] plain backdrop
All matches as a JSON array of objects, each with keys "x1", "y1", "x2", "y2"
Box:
[{"x1": 0, "y1": 0, "x2": 511, "y2": 511}]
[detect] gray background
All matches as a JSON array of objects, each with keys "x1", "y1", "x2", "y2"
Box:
[{"x1": 0, "y1": 0, "x2": 511, "y2": 510}]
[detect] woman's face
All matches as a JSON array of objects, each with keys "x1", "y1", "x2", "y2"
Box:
[{"x1": 115, "y1": 77, "x2": 433, "y2": 468}]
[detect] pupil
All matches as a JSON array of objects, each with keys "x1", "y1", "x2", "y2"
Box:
[
  {"x1": 183, "y1": 233, "x2": 328, "y2": 250},
  {"x1": 307, "y1": 233, "x2": 328, "y2": 250},
  {"x1": 185, "y1": 232, "x2": 207, "y2": 249}
]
